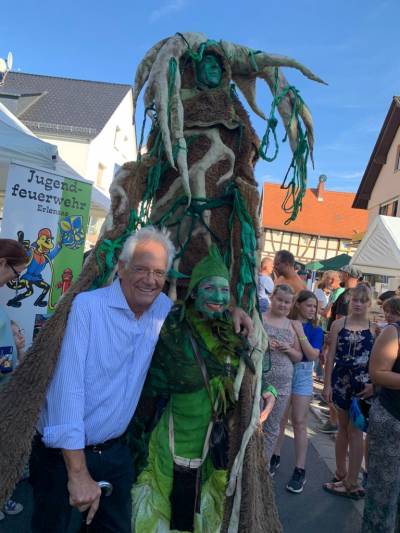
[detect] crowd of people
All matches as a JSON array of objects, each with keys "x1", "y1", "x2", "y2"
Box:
[
  {"x1": 1, "y1": 234, "x2": 400, "y2": 532},
  {"x1": 258, "y1": 249, "x2": 400, "y2": 532}
]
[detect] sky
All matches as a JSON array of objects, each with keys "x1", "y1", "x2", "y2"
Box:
[{"x1": 2, "y1": 0, "x2": 400, "y2": 193}]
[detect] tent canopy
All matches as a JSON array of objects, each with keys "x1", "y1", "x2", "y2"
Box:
[
  {"x1": 350, "y1": 215, "x2": 400, "y2": 277},
  {"x1": 306, "y1": 253, "x2": 351, "y2": 272},
  {"x1": 0, "y1": 101, "x2": 57, "y2": 170}
]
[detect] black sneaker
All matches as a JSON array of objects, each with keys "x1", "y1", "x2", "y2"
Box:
[
  {"x1": 286, "y1": 467, "x2": 306, "y2": 493},
  {"x1": 269, "y1": 454, "x2": 280, "y2": 477}
]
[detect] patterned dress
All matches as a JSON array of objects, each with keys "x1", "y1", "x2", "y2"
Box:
[
  {"x1": 262, "y1": 321, "x2": 294, "y2": 460},
  {"x1": 331, "y1": 319, "x2": 375, "y2": 410}
]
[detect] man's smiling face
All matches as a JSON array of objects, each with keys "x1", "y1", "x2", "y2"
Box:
[
  {"x1": 118, "y1": 240, "x2": 168, "y2": 317},
  {"x1": 193, "y1": 276, "x2": 230, "y2": 319}
]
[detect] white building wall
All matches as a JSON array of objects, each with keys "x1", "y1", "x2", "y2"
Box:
[
  {"x1": 86, "y1": 91, "x2": 136, "y2": 192},
  {"x1": 39, "y1": 135, "x2": 91, "y2": 178},
  {"x1": 367, "y1": 125, "x2": 400, "y2": 225}
]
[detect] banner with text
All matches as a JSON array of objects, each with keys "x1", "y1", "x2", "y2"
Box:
[{"x1": 0, "y1": 162, "x2": 92, "y2": 346}]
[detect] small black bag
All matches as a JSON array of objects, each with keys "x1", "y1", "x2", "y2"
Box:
[
  {"x1": 209, "y1": 417, "x2": 229, "y2": 470},
  {"x1": 188, "y1": 332, "x2": 230, "y2": 470}
]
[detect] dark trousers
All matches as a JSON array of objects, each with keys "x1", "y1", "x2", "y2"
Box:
[{"x1": 29, "y1": 439, "x2": 134, "y2": 533}]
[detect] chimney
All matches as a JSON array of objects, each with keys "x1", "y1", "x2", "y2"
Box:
[{"x1": 317, "y1": 175, "x2": 327, "y2": 202}]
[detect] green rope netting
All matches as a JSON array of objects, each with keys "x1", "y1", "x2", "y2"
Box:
[
  {"x1": 151, "y1": 180, "x2": 257, "y2": 313},
  {"x1": 258, "y1": 68, "x2": 310, "y2": 224}
]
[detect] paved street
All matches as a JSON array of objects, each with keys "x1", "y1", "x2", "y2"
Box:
[
  {"x1": 0, "y1": 399, "x2": 363, "y2": 533},
  {"x1": 274, "y1": 404, "x2": 363, "y2": 533}
]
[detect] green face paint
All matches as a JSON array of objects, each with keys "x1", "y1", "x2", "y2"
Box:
[
  {"x1": 194, "y1": 276, "x2": 230, "y2": 319},
  {"x1": 196, "y1": 54, "x2": 222, "y2": 88}
]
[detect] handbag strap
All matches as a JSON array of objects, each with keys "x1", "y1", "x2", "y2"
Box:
[{"x1": 188, "y1": 330, "x2": 217, "y2": 418}]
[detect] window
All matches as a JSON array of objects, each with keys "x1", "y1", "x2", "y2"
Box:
[
  {"x1": 114, "y1": 126, "x2": 121, "y2": 150},
  {"x1": 395, "y1": 146, "x2": 400, "y2": 171},
  {"x1": 379, "y1": 200, "x2": 398, "y2": 217},
  {"x1": 96, "y1": 163, "x2": 107, "y2": 189}
]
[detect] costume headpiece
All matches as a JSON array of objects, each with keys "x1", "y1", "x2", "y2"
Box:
[{"x1": 186, "y1": 244, "x2": 229, "y2": 299}]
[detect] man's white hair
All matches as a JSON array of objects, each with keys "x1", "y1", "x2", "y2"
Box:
[{"x1": 119, "y1": 226, "x2": 176, "y2": 271}]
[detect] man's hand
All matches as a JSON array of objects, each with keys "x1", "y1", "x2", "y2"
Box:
[
  {"x1": 231, "y1": 307, "x2": 253, "y2": 337},
  {"x1": 67, "y1": 470, "x2": 101, "y2": 524},
  {"x1": 260, "y1": 391, "x2": 276, "y2": 424},
  {"x1": 62, "y1": 449, "x2": 101, "y2": 525}
]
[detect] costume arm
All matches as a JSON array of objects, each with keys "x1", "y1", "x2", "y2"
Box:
[{"x1": 41, "y1": 296, "x2": 89, "y2": 449}]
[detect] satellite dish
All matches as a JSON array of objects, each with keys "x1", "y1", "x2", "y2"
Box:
[
  {"x1": 0, "y1": 58, "x2": 6, "y2": 74},
  {"x1": 7, "y1": 52, "x2": 13, "y2": 70}
]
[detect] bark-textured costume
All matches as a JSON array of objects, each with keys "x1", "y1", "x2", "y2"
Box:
[{"x1": 0, "y1": 32, "x2": 323, "y2": 532}]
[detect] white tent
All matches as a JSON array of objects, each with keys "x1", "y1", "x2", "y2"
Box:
[
  {"x1": 350, "y1": 215, "x2": 400, "y2": 276},
  {"x1": 0, "y1": 101, "x2": 110, "y2": 212}
]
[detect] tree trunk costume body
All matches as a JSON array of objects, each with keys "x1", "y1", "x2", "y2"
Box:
[{"x1": 0, "y1": 32, "x2": 324, "y2": 532}]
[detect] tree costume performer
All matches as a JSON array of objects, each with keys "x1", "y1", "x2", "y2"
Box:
[
  {"x1": 130, "y1": 245, "x2": 277, "y2": 532},
  {"x1": 0, "y1": 32, "x2": 323, "y2": 532}
]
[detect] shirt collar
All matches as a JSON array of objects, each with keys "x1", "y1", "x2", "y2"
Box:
[{"x1": 107, "y1": 279, "x2": 131, "y2": 311}]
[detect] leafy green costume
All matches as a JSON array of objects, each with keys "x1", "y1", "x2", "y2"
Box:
[{"x1": 131, "y1": 247, "x2": 266, "y2": 532}]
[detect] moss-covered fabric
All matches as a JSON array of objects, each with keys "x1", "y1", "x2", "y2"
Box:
[{"x1": 131, "y1": 389, "x2": 227, "y2": 532}]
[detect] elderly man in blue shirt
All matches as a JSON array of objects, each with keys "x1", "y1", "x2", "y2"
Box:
[{"x1": 30, "y1": 226, "x2": 251, "y2": 533}]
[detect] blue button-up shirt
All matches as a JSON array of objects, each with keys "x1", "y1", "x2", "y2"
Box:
[{"x1": 38, "y1": 279, "x2": 172, "y2": 449}]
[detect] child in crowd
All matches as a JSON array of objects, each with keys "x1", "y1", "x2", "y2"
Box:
[
  {"x1": 323, "y1": 284, "x2": 376, "y2": 499},
  {"x1": 382, "y1": 296, "x2": 400, "y2": 325},
  {"x1": 262, "y1": 284, "x2": 302, "y2": 463},
  {"x1": 271, "y1": 290, "x2": 324, "y2": 493}
]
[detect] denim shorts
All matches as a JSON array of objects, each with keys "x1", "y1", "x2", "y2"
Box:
[{"x1": 292, "y1": 361, "x2": 314, "y2": 396}]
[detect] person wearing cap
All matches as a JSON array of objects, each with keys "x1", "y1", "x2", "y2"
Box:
[
  {"x1": 130, "y1": 244, "x2": 276, "y2": 532},
  {"x1": 30, "y1": 228, "x2": 252, "y2": 533}
]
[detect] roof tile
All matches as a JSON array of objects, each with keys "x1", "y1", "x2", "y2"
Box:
[
  {"x1": 262, "y1": 182, "x2": 368, "y2": 239},
  {"x1": 0, "y1": 72, "x2": 131, "y2": 139}
]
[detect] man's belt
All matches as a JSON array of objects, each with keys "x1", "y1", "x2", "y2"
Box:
[{"x1": 33, "y1": 432, "x2": 126, "y2": 453}]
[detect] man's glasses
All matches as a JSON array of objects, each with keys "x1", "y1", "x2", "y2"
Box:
[{"x1": 128, "y1": 265, "x2": 167, "y2": 280}]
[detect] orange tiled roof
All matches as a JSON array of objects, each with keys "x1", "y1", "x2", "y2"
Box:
[{"x1": 261, "y1": 182, "x2": 368, "y2": 239}]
